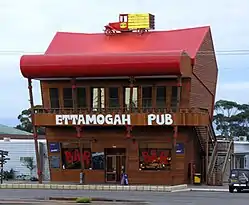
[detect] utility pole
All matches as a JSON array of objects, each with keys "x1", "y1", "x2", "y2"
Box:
[{"x1": 0, "y1": 150, "x2": 10, "y2": 184}]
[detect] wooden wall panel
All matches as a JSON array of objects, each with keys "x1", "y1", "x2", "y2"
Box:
[
  {"x1": 40, "y1": 78, "x2": 190, "y2": 110},
  {"x1": 190, "y1": 75, "x2": 213, "y2": 114},
  {"x1": 50, "y1": 169, "x2": 105, "y2": 183},
  {"x1": 40, "y1": 81, "x2": 49, "y2": 108},
  {"x1": 194, "y1": 30, "x2": 218, "y2": 96},
  {"x1": 46, "y1": 126, "x2": 199, "y2": 185},
  {"x1": 180, "y1": 79, "x2": 190, "y2": 108},
  {"x1": 191, "y1": 30, "x2": 218, "y2": 118},
  {"x1": 34, "y1": 112, "x2": 209, "y2": 127}
]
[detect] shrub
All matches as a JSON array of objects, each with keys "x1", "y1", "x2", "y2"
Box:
[
  {"x1": 3, "y1": 169, "x2": 15, "y2": 180},
  {"x1": 76, "y1": 197, "x2": 91, "y2": 203}
]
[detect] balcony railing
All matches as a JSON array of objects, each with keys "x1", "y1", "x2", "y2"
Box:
[
  {"x1": 32, "y1": 107, "x2": 210, "y2": 127},
  {"x1": 34, "y1": 107, "x2": 208, "y2": 115}
]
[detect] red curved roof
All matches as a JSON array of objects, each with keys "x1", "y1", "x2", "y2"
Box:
[
  {"x1": 20, "y1": 26, "x2": 210, "y2": 79},
  {"x1": 20, "y1": 51, "x2": 186, "y2": 78}
]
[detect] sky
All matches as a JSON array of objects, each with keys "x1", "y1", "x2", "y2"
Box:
[{"x1": 0, "y1": 0, "x2": 249, "y2": 126}]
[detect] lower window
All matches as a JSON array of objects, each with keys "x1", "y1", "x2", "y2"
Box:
[
  {"x1": 92, "y1": 152, "x2": 105, "y2": 170},
  {"x1": 139, "y1": 143, "x2": 172, "y2": 170},
  {"x1": 61, "y1": 142, "x2": 91, "y2": 169}
]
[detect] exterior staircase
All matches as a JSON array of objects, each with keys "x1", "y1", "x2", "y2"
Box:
[
  {"x1": 208, "y1": 140, "x2": 233, "y2": 185},
  {"x1": 194, "y1": 118, "x2": 233, "y2": 185},
  {"x1": 194, "y1": 119, "x2": 216, "y2": 182}
]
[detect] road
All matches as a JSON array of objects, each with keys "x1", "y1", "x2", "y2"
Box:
[{"x1": 0, "y1": 189, "x2": 249, "y2": 205}]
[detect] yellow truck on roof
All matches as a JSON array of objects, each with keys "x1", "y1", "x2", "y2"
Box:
[{"x1": 104, "y1": 13, "x2": 155, "y2": 35}]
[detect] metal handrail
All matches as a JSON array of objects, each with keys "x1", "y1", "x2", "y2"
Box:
[
  {"x1": 207, "y1": 141, "x2": 218, "y2": 176},
  {"x1": 221, "y1": 141, "x2": 233, "y2": 177},
  {"x1": 209, "y1": 118, "x2": 217, "y2": 140},
  {"x1": 208, "y1": 125, "x2": 216, "y2": 148},
  {"x1": 207, "y1": 154, "x2": 218, "y2": 184}
]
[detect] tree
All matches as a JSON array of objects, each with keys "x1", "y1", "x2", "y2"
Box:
[
  {"x1": 21, "y1": 157, "x2": 36, "y2": 177},
  {"x1": 15, "y1": 105, "x2": 45, "y2": 135},
  {"x1": 213, "y1": 100, "x2": 249, "y2": 139}
]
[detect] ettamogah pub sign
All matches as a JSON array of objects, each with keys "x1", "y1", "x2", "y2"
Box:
[{"x1": 55, "y1": 114, "x2": 173, "y2": 125}]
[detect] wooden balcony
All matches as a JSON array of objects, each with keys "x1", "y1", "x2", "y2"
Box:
[{"x1": 33, "y1": 107, "x2": 209, "y2": 127}]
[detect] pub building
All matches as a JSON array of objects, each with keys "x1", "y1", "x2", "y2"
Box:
[{"x1": 20, "y1": 26, "x2": 218, "y2": 185}]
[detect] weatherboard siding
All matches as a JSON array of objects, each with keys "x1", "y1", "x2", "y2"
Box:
[
  {"x1": 195, "y1": 30, "x2": 218, "y2": 95},
  {"x1": 46, "y1": 126, "x2": 197, "y2": 184},
  {"x1": 190, "y1": 30, "x2": 218, "y2": 117},
  {"x1": 189, "y1": 75, "x2": 213, "y2": 114},
  {"x1": 0, "y1": 140, "x2": 50, "y2": 180}
]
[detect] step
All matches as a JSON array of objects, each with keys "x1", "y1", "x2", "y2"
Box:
[{"x1": 217, "y1": 151, "x2": 230, "y2": 155}]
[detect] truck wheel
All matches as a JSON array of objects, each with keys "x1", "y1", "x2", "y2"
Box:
[
  {"x1": 229, "y1": 186, "x2": 234, "y2": 193},
  {"x1": 138, "y1": 29, "x2": 145, "y2": 35},
  {"x1": 104, "y1": 28, "x2": 113, "y2": 36}
]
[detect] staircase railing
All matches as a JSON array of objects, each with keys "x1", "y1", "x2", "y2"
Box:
[
  {"x1": 208, "y1": 117, "x2": 216, "y2": 147},
  {"x1": 207, "y1": 141, "x2": 218, "y2": 177},
  {"x1": 194, "y1": 127, "x2": 205, "y2": 152},
  {"x1": 221, "y1": 140, "x2": 233, "y2": 181},
  {"x1": 196, "y1": 108, "x2": 218, "y2": 185},
  {"x1": 206, "y1": 116, "x2": 217, "y2": 183}
]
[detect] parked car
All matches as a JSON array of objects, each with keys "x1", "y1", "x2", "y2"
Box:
[
  {"x1": 30, "y1": 177, "x2": 38, "y2": 181},
  {"x1": 16, "y1": 174, "x2": 30, "y2": 180},
  {"x1": 228, "y1": 168, "x2": 249, "y2": 193}
]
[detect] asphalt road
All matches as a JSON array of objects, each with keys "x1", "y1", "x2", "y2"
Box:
[{"x1": 0, "y1": 189, "x2": 249, "y2": 205}]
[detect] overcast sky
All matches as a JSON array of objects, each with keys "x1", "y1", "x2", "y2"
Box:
[{"x1": 0, "y1": 0, "x2": 249, "y2": 126}]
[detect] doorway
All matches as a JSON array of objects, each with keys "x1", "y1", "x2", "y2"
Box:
[{"x1": 105, "y1": 148, "x2": 126, "y2": 183}]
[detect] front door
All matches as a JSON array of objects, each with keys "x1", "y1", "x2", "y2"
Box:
[
  {"x1": 105, "y1": 154, "x2": 126, "y2": 183},
  {"x1": 106, "y1": 155, "x2": 117, "y2": 182}
]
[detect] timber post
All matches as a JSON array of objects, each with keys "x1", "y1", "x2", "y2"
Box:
[
  {"x1": 206, "y1": 126, "x2": 209, "y2": 184},
  {"x1": 126, "y1": 76, "x2": 135, "y2": 139},
  {"x1": 71, "y1": 78, "x2": 77, "y2": 113},
  {"x1": 76, "y1": 126, "x2": 84, "y2": 184},
  {"x1": 72, "y1": 79, "x2": 85, "y2": 183},
  {"x1": 171, "y1": 76, "x2": 181, "y2": 185},
  {"x1": 176, "y1": 76, "x2": 182, "y2": 111},
  {"x1": 172, "y1": 125, "x2": 178, "y2": 185},
  {"x1": 28, "y1": 79, "x2": 42, "y2": 184},
  {"x1": 129, "y1": 76, "x2": 135, "y2": 112},
  {"x1": 125, "y1": 76, "x2": 135, "y2": 174}
]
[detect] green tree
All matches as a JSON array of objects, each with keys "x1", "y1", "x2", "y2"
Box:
[
  {"x1": 213, "y1": 100, "x2": 249, "y2": 139},
  {"x1": 21, "y1": 157, "x2": 36, "y2": 177},
  {"x1": 15, "y1": 105, "x2": 45, "y2": 135}
]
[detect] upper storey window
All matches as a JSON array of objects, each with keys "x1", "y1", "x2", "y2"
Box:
[
  {"x1": 108, "y1": 87, "x2": 119, "y2": 109},
  {"x1": 156, "y1": 86, "x2": 166, "y2": 109},
  {"x1": 91, "y1": 88, "x2": 105, "y2": 111},
  {"x1": 63, "y1": 88, "x2": 73, "y2": 108},
  {"x1": 123, "y1": 87, "x2": 138, "y2": 111},
  {"x1": 47, "y1": 84, "x2": 181, "y2": 112},
  {"x1": 171, "y1": 86, "x2": 181, "y2": 112},
  {"x1": 77, "y1": 87, "x2": 87, "y2": 108},
  {"x1": 49, "y1": 88, "x2": 59, "y2": 108},
  {"x1": 142, "y1": 86, "x2": 152, "y2": 110}
]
